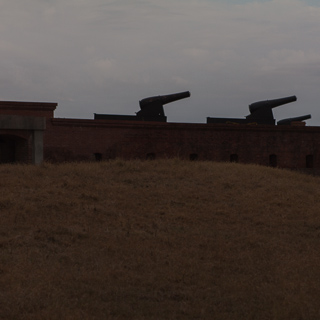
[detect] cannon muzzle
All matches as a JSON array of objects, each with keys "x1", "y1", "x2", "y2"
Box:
[
  {"x1": 277, "y1": 114, "x2": 311, "y2": 125},
  {"x1": 139, "y1": 91, "x2": 191, "y2": 110}
]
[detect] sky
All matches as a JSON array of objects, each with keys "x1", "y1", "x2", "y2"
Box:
[{"x1": 1, "y1": 0, "x2": 320, "y2": 125}]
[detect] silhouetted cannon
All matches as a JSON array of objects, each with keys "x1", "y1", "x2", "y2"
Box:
[
  {"x1": 139, "y1": 91, "x2": 191, "y2": 109},
  {"x1": 207, "y1": 95, "x2": 305, "y2": 125},
  {"x1": 136, "y1": 91, "x2": 191, "y2": 121},
  {"x1": 277, "y1": 114, "x2": 311, "y2": 125},
  {"x1": 246, "y1": 95, "x2": 297, "y2": 124},
  {"x1": 248, "y1": 96, "x2": 297, "y2": 114},
  {"x1": 94, "y1": 90, "x2": 191, "y2": 122}
]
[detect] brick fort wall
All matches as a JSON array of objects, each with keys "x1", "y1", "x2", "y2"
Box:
[{"x1": 0, "y1": 100, "x2": 319, "y2": 170}]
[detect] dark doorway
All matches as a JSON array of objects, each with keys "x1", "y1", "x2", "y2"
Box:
[
  {"x1": 230, "y1": 154, "x2": 239, "y2": 163},
  {"x1": 189, "y1": 153, "x2": 198, "y2": 161},
  {"x1": 0, "y1": 137, "x2": 15, "y2": 163},
  {"x1": 94, "y1": 153, "x2": 103, "y2": 161},
  {"x1": 306, "y1": 154, "x2": 314, "y2": 168},
  {"x1": 0, "y1": 135, "x2": 28, "y2": 164},
  {"x1": 146, "y1": 153, "x2": 155, "y2": 160},
  {"x1": 269, "y1": 154, "x2": 277, "y2": 167}
]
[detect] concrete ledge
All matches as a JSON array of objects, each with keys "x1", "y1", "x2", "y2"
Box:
[{"x1": 0, "y1": 115, "x2": 46, "y2": 130}]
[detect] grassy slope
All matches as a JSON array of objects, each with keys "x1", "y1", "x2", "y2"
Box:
[{"x1": 1, "y1": 160, "x2": 320, "y2": 319}]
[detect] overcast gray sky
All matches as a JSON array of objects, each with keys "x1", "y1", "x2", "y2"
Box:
[{"x1": 1, "y1": 0, "x2": 320, "y2": 124}]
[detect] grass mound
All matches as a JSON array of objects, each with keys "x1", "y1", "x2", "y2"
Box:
[{"x1": 1, "y1": 160, "x2": 320, "y2": 319}]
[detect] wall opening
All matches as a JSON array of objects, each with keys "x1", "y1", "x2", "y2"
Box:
[
  {"x1": 189, "y1": 153, "x2": 198, "y2": 161},
  {"x1": 230, "y1": 154, "x2": 239, "y2": 163},
  {"x1": 306, "y1": 154, "x2": 314, "y2": 168},
  {"x1": 146, "y1": 153, "x2": 155, "y2": 160},
  {"x1": 94, "y1": 153, "x2": 102, "y2": 161},
  {"x1": 269, "y1": 154, "x2": 277, "y2": 167},
  {"x1": 0, "y1": 135, "x2": 28, "y2": 164}
]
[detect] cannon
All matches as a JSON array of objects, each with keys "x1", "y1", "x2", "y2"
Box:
[
  {"x1": 246, "y1": 96, "x2": 297, "y2": 125},
  {"x1": 207, "y1": 95, "x2": 307, "y2": 126},
  {"x1": 136, "y1": 91, "x2": 191, "y2": 121},
  {"x1": 277, "y1": 114, "x2": 311, "y2": 125},
  {"x1": 94, "y1": 91, "x2": 190, "y2": 122},
  {"x1": 139, "y1": 91, "x2": 191, "y2": 109}
]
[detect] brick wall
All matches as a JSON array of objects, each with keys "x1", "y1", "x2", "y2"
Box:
[
  {"x1": 0, "y1": 100, "x2": 318, "y2": 169},
  {"x1": 44, "y1": 118, "x2": 320, "y2": 169}
]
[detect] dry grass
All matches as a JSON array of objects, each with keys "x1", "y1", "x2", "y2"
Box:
[{"x1": 1, "y1": 159, "x2": 320, "y2": 319}]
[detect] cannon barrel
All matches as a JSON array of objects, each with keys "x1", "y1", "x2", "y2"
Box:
[
  {"x1": 249, "y1": 95, "x2": 297, "y2": 114},
  {"x1": 139, "y1": 91, "x2": 191, "y2": 110},
  {"x1": 277, "y1": 114, "x2": 311, "y2": 125}
]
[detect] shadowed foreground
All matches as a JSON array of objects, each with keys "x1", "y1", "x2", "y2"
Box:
[{"x1": 1, "y1": 160, "x2": 320, "y2": 319}]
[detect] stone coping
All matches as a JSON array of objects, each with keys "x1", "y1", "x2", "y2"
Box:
[{"x1": 0, "y1": 115, "x2": 46, "y2": 130}]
